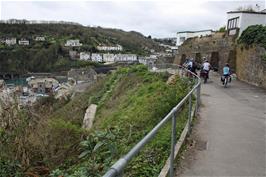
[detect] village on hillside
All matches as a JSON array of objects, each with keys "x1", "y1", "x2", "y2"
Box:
[
  {"x1": 0, "y1": 2, "x2": 266, "y2": 177},
  {"x1": 1, "y1": 8, "x2": 266, "y2": 107}
]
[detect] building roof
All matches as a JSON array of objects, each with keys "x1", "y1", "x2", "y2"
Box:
[
  {"x1": 227, "y1": 10, "x2": 266, "y2": 15},
  {"x1": 177, "y1": 29, "x2": 213, "y2": 34}
]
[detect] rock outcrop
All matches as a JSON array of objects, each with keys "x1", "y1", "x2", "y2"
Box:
[{"x1": 82, "y1": 104, "x2": 97, "y2": 130}]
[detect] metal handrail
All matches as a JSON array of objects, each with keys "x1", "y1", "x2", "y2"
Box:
[{"x1": 103, "y1": 64, "x2": 201, "y2": 177}]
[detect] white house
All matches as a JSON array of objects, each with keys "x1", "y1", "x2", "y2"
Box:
[
  {"x1": 18, "y1": 39, "x2": 30, "y2": 45},
  {"x1": 5, "y1": 38, "x2": 16, "y2": 45},
  {"x1": 226, "y1": 9, "x2": 266, "y2": 36},
  {"x1": 65, "y1": 40, "x2": 82, "y2": 47},
  {"x1": 115, "y1": 54, "x2": 137, "y2": 62},
  {"x1": 97, "y1": 44, "x2": 123, "y2": 51},
  {"x1": 35, "y1": 36, "x2": 45, "y2": 41},
  {"x1": 80, "y1": 52, "x2": 91, "y2": 61},
  {"x1": 138, "y1": 56, "x2": 157, "y2": 66},
  {"x1": 103, "y1": 53, "x2": 115, "y2": 63},
  {"x1": 69, "y1": 51, "x2": 78, "y2": 59},
  {"x1": 91, "y1": 53, "x2": 103, "y2": 62},
  {"x1": 176, "y1": 30, "x2": 213, "y2": 47}
]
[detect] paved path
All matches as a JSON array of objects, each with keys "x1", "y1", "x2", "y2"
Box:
[{"x1": 177, "y1": 72, "x2": 266, "y2": 177}]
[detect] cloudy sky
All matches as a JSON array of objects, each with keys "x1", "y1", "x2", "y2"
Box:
[{"x1": 0, "y1": 0, "x2": 265, "y2": 37}]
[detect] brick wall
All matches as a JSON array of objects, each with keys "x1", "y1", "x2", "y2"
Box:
[{"x1": 236, "y1": 46, "x2": 266, "y2": 88}]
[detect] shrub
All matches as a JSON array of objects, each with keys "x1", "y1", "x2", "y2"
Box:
[{"x1": 238, "y1": 25, "x2": 266, "y2": 49}]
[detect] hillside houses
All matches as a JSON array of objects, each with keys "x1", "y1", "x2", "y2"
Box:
[
  {"x1": 78, "y1": 52, "x2": 139, "y2": 63},
  {"x1": 5, "y1": 38, "x2": 16, "y2": 45},
  {"x1": 65, "y1": 39, "x2": 82, "y2": 47},
  {"x1": 80, "y1": 52, "x2": 91, "y2": 60},
  {"x1": 18, "y1": 39, "x2": 30, "y2": 45},
  {"x1": 28, "y1": 78, "x2": 59, "y2": 94},
  {"x1": 97, "y1": 44, "x2": 123, "y2": 51},
  {"x1": 103, "y1": 53, "x2": 115, "y2": 63},
  {"x1": 115, "y1": 54, "x2": 137, "y2": 62},
  {"x1": 35, "y1": 36, "x2": 45, "y2": 41},
  {"x1": 91, "y1": 53, "x2": 103, "y2": 62},
  {"x1": 69, "y1": 51, "x2": 78, "y2": 59}
]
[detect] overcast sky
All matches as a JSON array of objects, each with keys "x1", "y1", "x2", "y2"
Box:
[{"x1": 0, "y1": 0, "x2": 265, "y2": 37}]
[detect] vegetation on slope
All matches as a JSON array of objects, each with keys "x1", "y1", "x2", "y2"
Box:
[
  {"x1": 50, "y1": 65, "x2": 192, "y2": 176},
  {"x1": 0, "y1": 23, "x2": 162, "y2": 73},
  {"x1": 0, "y1": 65, "x2": 192, "y2": 176},
  {"x1": 238, "y1": 25, "x2": 266, "y2": 49}
]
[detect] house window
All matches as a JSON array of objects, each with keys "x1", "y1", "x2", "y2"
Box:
[{"x1": 227, "y1": 17, "x2": 239, "y2": 30}]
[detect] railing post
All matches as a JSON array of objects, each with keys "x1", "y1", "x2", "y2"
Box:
[
  {"x1": 188, "y1": 94, "x2": 192, "y2": 133},
  {"x1": 196, "y1": 83, "x2": 201, "y2": 113},
  {"x1": 170, "y1": 112, "x2": 177, "y2": 177}
]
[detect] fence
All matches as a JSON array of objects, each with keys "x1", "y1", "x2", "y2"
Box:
[{"x1": 103, "y1": 64, "x2": 201, "y2": 177}]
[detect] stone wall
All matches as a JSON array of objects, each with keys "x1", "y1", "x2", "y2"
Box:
[
  {"x1": 174, "y1": 32, "x2": 236, "y2": 72},
  {"x1": 236, "y1": 45, "x2": 266, "y2": 88}
]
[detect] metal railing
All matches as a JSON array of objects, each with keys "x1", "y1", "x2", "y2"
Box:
[{"x1": 103, "y1": 64, "x2": 201, "y2": 177}]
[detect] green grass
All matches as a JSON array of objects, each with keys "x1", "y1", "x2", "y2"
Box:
[
  {"x1": 0, "y1": 65, "x2": 192, "y2": 177},
  {"x1": 50, "y1": 65, "x2": 192, "y2": 177}
]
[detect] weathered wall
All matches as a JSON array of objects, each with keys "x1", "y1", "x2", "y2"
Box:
[
  {"x1": 236, "y1": 45, "x2": 266, "y2": 89},
  {"x1": 174, "y1": 32, "x2": 237, "y2": 72}
]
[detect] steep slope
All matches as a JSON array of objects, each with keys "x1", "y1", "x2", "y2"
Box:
[
  {"x1": 0, "y1": 65, "x2": 191, "y2": 177},
  {"x1": 0, "y1": 23, "x2": 161, "y2": 73}
]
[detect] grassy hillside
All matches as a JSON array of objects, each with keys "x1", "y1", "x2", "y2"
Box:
[
  {"x1": 0, "y1": 23, "x2": 161, "y2": 73},
  {"x1": 0, "y1": 65, "x2": 192, "y2": 176}
]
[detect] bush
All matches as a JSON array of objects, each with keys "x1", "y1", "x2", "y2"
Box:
[
  {"x1": 238, "y1": 25, "x2": 266, "y2": 49},
  {"x1": 59, "y1": 65, "x2": 192, "y2": 176}
]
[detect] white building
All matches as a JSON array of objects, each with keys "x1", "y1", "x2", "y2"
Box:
[
  {"x1": 65, "y1": 40, "x2": 82, "y2": 47},
  {"x1": 35, "y1": 36, "x2": 45, "y2": 41},
  {"x1": 69, "y1": 51, "x2": 78, "y2": 59},
  {"x1": 115, "y1": 54, "x2": 137, "y2": 62},
  {"x1": 176, "y1": 30, "x2": 213, "y2": 47},
  {"x1": 138, "y1": 57, "x2": 157, "y2": 66},
  {"x1": 5, "y1": 38, "x2": 16, "y2": 45},
  {"x1": 91, "y1": 53, "x2": 103, "y2": 62},
  {"x1": 226, "y1": 9, "x2": 266, "y2": 36},
  {"x1": 18, "y1": 39, "x2": 30, "y2": 45},
  {"x1": 80, "y1": 52, "x2": 91, "y2": 61},
  {"x1": 97, "y1": 44, "x2": 123, "y2": 51},
  {"x1": 103, "y1": 53, "x2": 115, "y2": 63}
]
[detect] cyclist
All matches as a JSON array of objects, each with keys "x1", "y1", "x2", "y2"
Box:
[
  {"x1": 222, "y1": 63, "x2": 231, "y2": 85},
  {"x1": 202, "y1": 59, "x2": 211, "y2": 78}
]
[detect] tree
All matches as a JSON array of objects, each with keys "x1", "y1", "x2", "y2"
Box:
[{"x1": 218, "y1": 26, "x2": 226, "y2": 32}]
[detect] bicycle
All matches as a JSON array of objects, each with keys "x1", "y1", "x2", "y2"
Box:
[{"x1": 222, "y1": 75, "x2": 231, "y2": 88}]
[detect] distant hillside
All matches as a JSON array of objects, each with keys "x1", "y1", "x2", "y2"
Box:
[{"x1": 0, "y1": 23, "x2": 161, "y2": 73}]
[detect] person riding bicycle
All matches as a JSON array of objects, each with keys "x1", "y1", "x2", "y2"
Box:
[
  {"x1": 183, "y1": 57, "x2": 197, "y2": 76},
  {"x1": 221, "y1": 63, "x2": 231, "y2": 85},
  {"x1": 202, "y1": 58, "x2": 211, "y2": 78}
]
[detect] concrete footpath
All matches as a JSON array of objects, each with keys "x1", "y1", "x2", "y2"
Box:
[{"x1": 177, "y1": 73, "x2": 266, "y2": 177}]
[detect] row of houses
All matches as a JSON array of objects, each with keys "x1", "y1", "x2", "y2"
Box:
[
  {"x1": 79, "y1": 52, "x2": 138, "y2": 63},
  {"x1": 65, "y1": 40, "x2": 124, "y2": 52},
  {"x1": 1, "y1": 36, "x2": 46, "y2": 46},
  {"x1": 96, "y1": 44, "x2": 123, "y2": 51},
  {"x1": 0, "y1": 19, "x2": 81, "y2": 25}
]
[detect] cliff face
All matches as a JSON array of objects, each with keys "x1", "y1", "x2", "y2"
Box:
[
  {"x1": 236, "y1": 46, "x2": 266, "y2": 88},
  {"x1": 174, "y1": 32, "x2": 236, "y2": 72}
]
